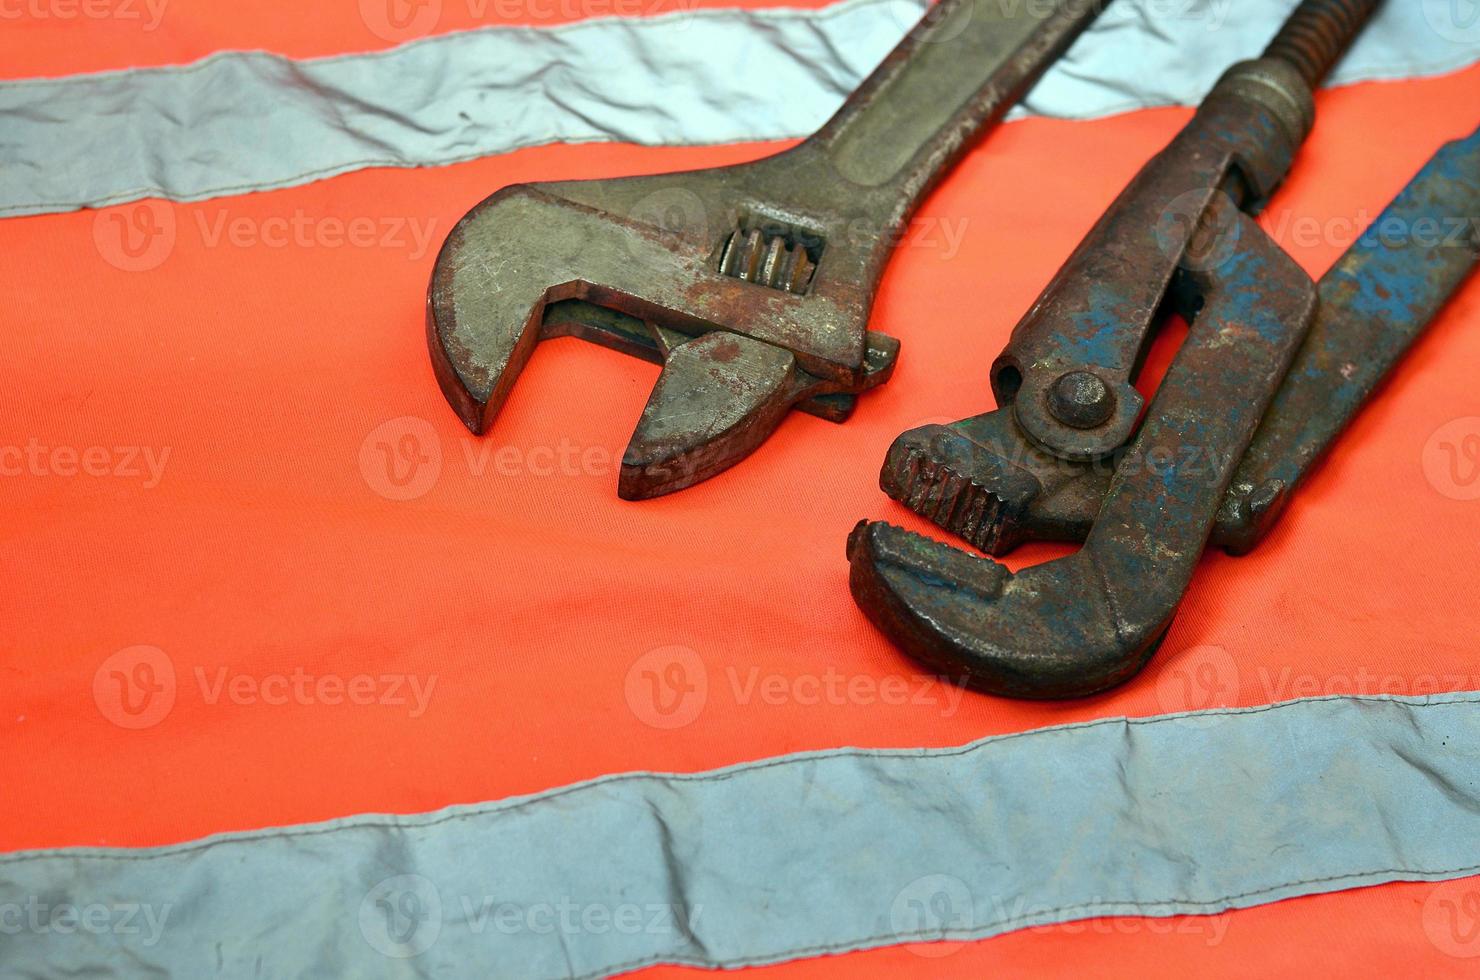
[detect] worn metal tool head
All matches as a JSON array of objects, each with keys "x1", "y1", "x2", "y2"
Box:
[
  {"x1": 427, "y1": 167, "x2": 900, "y2": 500},
  {"x1": 853, "y1": 205, "x2": 1318, "y2": 699},
  {"x1": 427, "y1": 0, "x2": 1107, "y2": 498},
  {"x1": 883, "y1": 126, "x2": 1480, "y2": 562},
  {"x1": 988, "y1": 0, "x2": 1379, "y2": 467},
  {"x1": 850, "y1": 0, "x2": 1385, "y2": 699}
]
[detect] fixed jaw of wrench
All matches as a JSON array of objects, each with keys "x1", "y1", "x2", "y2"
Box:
[
  {"x1": 426, "y1": 0, "x2": 1106, "y2": 499},
  {"x1": 851, "y1": 208, "x2": 1318, "y2": 699},
  {"x1": 848, "y1": 0, "x2": 1387, "y2": 698},
  {"x1": 880, "y1": 126, "x2": 1480, "y2": 560}
]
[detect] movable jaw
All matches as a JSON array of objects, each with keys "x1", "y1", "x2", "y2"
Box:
[
  {"x1": 879, "y1": 409, "x2": 1111, "y2": 556},
  {"x1": 425, "y1": 169, "x2": 901, "y2": 499}
]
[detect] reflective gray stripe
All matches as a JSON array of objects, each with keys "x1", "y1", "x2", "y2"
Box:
[
  {"x1": 4, "y1": 693, "x2": 1480, "y2": 976},
  {"x1": 1, "y1": 0, "x2": 1477, "y2": 218}
]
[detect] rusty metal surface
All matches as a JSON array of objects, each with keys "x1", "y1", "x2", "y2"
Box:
[
  {"x1": 851, "y1": 208, "x2": 1317, "y2": 698},
  {"x1": 427, "y1": 0, "x2": 1108, "y2": 499},
  {"x1": 881, "y1": 126, "x2": 1480, "y2": 560},
  {"x1": 1261, "y1": 0, "x2": 1383, "y2": 88},
  {"x1": 989, "y1": 0, "x2": 1380, "y2": 466},
  {"x1": 989, "y1": 55, "x2": 1315, "y2": 462},
  {"x1": 850, "y1": 0, "x2": 1391, "y2": 699}
]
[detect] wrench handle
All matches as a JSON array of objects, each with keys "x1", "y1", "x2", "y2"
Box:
[
  {"x1": 1262, "y1": 0, "x2": 1383, "y2": 89},
  {"x1": 1217, "y1": 124, "x2": 1480, "y2": 552},
  {"x1": 808, "y1": 0, "x2": 1103, "y2": 203}
]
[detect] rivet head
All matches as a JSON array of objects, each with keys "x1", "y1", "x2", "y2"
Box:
[{"x1": 1048, "y1": 371, "x2": 1115, "y2": 429}]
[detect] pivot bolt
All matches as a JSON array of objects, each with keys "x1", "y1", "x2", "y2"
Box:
[{"x1": 1048, "y1": 371, "x2": 1115, "y2": 429}]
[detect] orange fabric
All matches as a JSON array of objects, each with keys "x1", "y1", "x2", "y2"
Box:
[{"x1": 3, "y1": 8, "x2": 1480, "y2": 976}]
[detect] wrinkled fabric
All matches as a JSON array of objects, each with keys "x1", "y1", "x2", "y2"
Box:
[
  {"x1": 3, "y1": 693, "x2": 1480, "y2": 978},
  {"x1": 0, "y1": 0, "x2": 1477, "y2": 218}
]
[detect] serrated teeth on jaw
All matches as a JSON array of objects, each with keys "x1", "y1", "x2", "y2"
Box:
[
  {"x1": 718, "y1": 229, "x2": 814, "y2": 294},
  {"x1": 893, "y1": 448, "x2": 1007, "y2": 554}
]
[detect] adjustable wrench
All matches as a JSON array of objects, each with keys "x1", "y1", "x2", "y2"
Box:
[{"x1": 427, "y1": 0, "x2": 1108, "y2": 499}]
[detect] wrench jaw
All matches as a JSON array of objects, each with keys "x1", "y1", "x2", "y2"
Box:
[
  {"x1": 879, "y1": 411, "x2": 1108, "y2": 557},
  {"x1": 619, "y1": 331, "x2": 804, "y2": 500},
  {"x1": 621, "y1": 328, "x2": 900, "y2": 499},
  {"x1": 847, "y1": 522, "x2": 1167, "y2": 699},
  {"x1": 427, "y1": 176, "x2": 902, "y2": 495},
  {"x1": 856, "y1": 214, "x2": 1317, "y2": 700},
  {"x1": 880, "y1": 420, "x2": 1039, "y2": 557},
  {"x1": 849, "y1": 6, "x2": 1400, "y2": 700},
  {"x1": 887, "y1": 127, "x2": 1480, "y2": 559}
]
